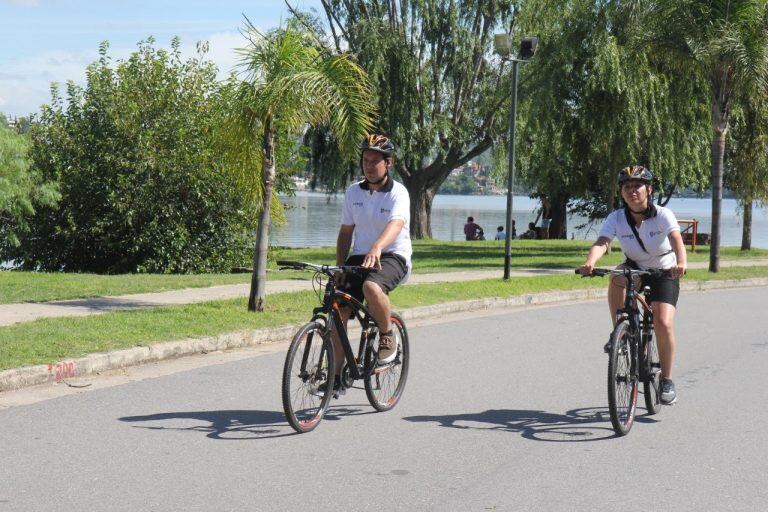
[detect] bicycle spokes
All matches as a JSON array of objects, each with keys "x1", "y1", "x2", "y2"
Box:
[
  {"x1": 282, "y1": 322, "x2": 335, "y2": 433},
  {"x1": 608, "y1": 322, "x2": 638, "y2": 436}
]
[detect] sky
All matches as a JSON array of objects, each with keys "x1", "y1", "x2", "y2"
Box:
[{"x1": 0, "y1": 0, "x2": 324, "y2": 118}]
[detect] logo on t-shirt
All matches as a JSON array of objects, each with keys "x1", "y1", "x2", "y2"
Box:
[
  {"x1": 620, "y1": 234, "x2": 635, "y2": 240},
  {"x1": 380, "y1": 208, "x2": 391, "y2": 214},
  {"x1": 649, "y1": 229, "x2": 662, "y2": 238},
  {"x1": 353, "y1": 201, "x2": 363, "y2": 207}
]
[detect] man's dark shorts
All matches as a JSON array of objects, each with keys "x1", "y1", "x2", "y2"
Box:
[
  {"x1": 342, "y1": 253, "x2": 408, "y2": 303},
  {"x1": 621, "y1": 260, "x2": 680, "y2": 307}
]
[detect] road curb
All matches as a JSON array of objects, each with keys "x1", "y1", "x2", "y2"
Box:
[{"x1": 2, "y1": 277, "x2": 767, "y2": 393}]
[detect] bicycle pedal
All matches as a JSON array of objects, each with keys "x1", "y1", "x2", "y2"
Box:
[{"x1": 374, "y1": 362, "x2": 395, "y2": 374}]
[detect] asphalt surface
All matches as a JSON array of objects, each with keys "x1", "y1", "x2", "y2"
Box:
[{"x1": 1, "y1": 286, "x2": 766, "y2": 511}]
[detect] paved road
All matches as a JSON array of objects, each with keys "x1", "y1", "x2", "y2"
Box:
[
  {"x1": 2, "y1": 259, "x2": 767, "y2": 326},
  {"x1": 1, "y1": 286, "x2": 766, "y2": 511}
]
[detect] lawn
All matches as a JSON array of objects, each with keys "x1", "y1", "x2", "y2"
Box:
[
  {"x1": 2, "y1": 264, "x2": 767, "y2": 370},
  {"x1": 2, "y1": 240, "x2": 766, "y2": 304}
]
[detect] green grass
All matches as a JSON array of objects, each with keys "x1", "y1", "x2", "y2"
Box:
[
  {"x1": 3, "y1": 264, "x2": 768, "y2": 370},
  {"x1": 0, "y1": 272, "x2": 254, "y2": 304},
  {"x1": 3, "y1": 240, "x2": 767, "y2": 304}
]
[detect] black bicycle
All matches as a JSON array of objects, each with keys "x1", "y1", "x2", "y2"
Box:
[
  {"x1": 577, "y1": 267, "x2": 663, "y2": 436},
  {"x1": 277, "y1": 260, "x2": 410, "y2": 433}
]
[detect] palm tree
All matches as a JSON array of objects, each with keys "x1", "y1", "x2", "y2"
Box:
[
  {"x1": 229, "y1": 21, "x2": 376, "y2": 311},
  {"x1": 648, "y1": 0, "x2": 768, "y2": 271}
]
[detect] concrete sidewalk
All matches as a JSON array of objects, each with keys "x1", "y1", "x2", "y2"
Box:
[{"x1": 2, "y1": 259, "x2": 766, "y2": 326}]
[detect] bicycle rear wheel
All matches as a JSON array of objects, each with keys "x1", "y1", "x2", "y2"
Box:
[
  {"x1": 643, "y1": 327, "x2": 662, "y2": 415},
  {"x1": 607, "y1": 320, "x2": 638, "y2": 436},
  {"x1": 364, "y1": 312, "x2": 409, "y2": 412},
  {"x1": 282, "y1": 322, "x2": 335, "y2": 433}
]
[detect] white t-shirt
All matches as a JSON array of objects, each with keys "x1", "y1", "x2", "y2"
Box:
[
  {"x1": 341, "y1": 178, "x2": 412, "y2": 269},
  {"x1": 599, "y1": 205, "x2": 680, "y2": 270}
]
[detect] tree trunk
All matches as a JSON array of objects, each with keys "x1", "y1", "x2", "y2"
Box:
[
  {"x1": 248, "y1": 120, "x2": 276, "y2": 312},
  {"x1": 549, "y1": 193, "x2": 569, "y2": 239},
  {"x1": 409, "y1": 186, "x2": 436, "y2": 239},
  {"x1": 399, "y1": 169, "x2": 438, "y2": 239},
  {"x1": 605, "y1": 179, "x2": 617, "y2": 253},
  {"x1": 710, "y1": 99, "x2": 728, "y2": 273},
  {"x1": 396, "y1": 141, "x2": 493, "y2": 239},
  {"x1": 741, "y1": 194, "x2": 752, "y2": 251}
]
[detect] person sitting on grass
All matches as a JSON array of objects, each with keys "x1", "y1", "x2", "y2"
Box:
[
  {"x1": 519, "y1": 222, "x2": 538, "y2": 239},
  {"x1": 464, "y1": 216, "x2": 484, "y2": 241}
]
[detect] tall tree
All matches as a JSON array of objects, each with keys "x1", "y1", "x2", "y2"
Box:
[
  {"x1": 0, "y1": 123, "x2": 59, "y2": 253},
  {"x1": 227, "y1": 21, "x2": 375, "y2": 311},
  {"x1": 14, "y1": 38, "x2": 252, "y2": 273},
  {"x1": 316, "y1": 0, "x2": 517, "y2": 238},
  {"x1": 726, "y1": 89, "x2": 768, "y2": 250},
  {"x1": 513, "y1": 0, "x2": 710, "y2": 238},
  {"x1": 646, "y1": 0, "x2": 768, "y2": 271}
]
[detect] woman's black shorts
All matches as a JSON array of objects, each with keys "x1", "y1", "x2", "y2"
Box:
[
  {"x1": 341, "y1": 253, "x2": 408, "y2": 303},
  {"x1": 619, "y1": 261, "x2": 680, "y2": 307}
]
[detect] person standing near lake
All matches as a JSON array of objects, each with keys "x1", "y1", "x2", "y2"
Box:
[
  {"x1": 335, "y1": 134, "x2": 412, "y2": 378},
  {"x1": 539, "y1": 195, "x2": 552, "y2": 239},
  {"x1": 579, "y1": 165, "x2": 687, "y2": 405}
]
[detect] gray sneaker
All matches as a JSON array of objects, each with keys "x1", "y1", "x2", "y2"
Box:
[
  {"x1": 660, "y1": 378, "x2": 677, "y2": 405},
  {"x1": 314, "y1": 378, "x2": 344, "y2": 399},
  {"x1": 377, "y1": 331, "x2": 397, "y2": 364}
]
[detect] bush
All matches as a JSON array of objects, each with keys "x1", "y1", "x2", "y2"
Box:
[
  {"x1": 0, "y1": 120, "x2": 59, "y2": 252},
  {"x1": 10, "y1": 39, "x2": 255, "y2": 273}
]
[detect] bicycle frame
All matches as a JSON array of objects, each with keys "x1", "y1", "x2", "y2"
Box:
[
  {"x1": 614, "y1": 268, "x2": 654, "y2": 384},
  {"x1": 614, "y1": 269, "x2": 653, "y2": 388},
  {"x1": 310, "y1": 278, "x2": 380, "y2": 382}
]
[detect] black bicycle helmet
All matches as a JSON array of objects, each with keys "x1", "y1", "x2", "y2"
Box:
[
  {"x1": 617, "y1": 165, "x2": 653, "y2": 185},
  {"x1": 359, "y1": 134, "x2": 395, "y2": 157}
]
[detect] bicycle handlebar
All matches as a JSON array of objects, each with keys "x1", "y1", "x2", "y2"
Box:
[
  {"x1": 574, "y1": 267, "x2": 669, "y2": 278},
  {"x1": 276, "y1": 260, "x2": 378, "y2": 276}
]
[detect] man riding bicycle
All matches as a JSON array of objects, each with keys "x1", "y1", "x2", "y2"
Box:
[
  {"x1": 579, "y1": 166, "x2": 687, "y2": 405},
  {"x1": 333, "y1": 134, "x2": 412, "y2": 381}
]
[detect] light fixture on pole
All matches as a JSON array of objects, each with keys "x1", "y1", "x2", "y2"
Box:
[{"x1": 494, "y1": 34, "x2": 537, "y2": 280}]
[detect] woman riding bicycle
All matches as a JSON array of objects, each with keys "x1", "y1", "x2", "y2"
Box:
[{"x1": 579, "y1": 165, "x2": 687, "y2": 405}]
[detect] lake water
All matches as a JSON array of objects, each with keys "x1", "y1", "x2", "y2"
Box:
[{"x1": 272, "y1": 192, "x2": 768, "y2": 248}]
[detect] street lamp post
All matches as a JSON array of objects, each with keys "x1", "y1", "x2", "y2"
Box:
[{"x1": 494, "y1": 35, "x2": 537, "y2": 280}]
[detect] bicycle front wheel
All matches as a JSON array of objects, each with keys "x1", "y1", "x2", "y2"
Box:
[
  {"x1": 643, "y1": 328, "x2": 662, "y2": 415},
  {"x1": 282, "y1": 322, "x2": 335, "y2": 433},
  {"x1": 607, "y1": 320, "x2": 638, "y2": 436},
  {"x1": 364, "y1": 312, "x2": 410, "y2": 412}
]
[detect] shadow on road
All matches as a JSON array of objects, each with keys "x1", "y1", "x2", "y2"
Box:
[
  {"x1": 118, "y1": 404, "x2": 375, "y2": 440},
  {"x1": 403, "y1": 406, "x2": 658, "y2": 442}
]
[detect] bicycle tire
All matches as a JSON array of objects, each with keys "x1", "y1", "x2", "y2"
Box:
[
  {"x1": 282, "y1": 321, "x2": 335, "y2": 433},
  {"x1": 642, "y1": 327, "x2": 662, "y2": 415},
  {"x1": 607, "y1": 319, "x2": 638, "y2": 436},
  {"x1": 364, "y1": 312, "x2": 410, "y2": 412}
]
